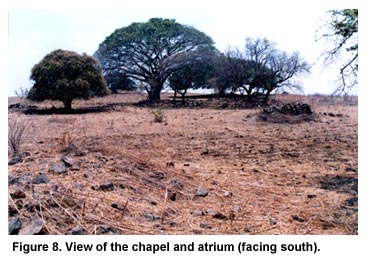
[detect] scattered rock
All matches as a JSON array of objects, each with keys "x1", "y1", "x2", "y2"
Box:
[
  {"x1": 345, "y1": 197, "x2": 358, "y2": 207},
  {"x1": 14, "y1": 199, "x2": 23, "y2": 210},
  {"x1": 10, "y1": 188, "x2": 26, "y2": 199},
  {"x1": 200, "y1": 223, "x2": 212, "y2": 229},
  {"x1": 93, "y1": 163, "x2": 102, "y2": 169},
  {"x1": 97, "y1": 225, "x2": 118, "y2": 235},
  {"x1": 171, "y1": 179, "x2": 184, "y2": 189},
  {"x1": 205, "y1": 208, "x2": 228, "y2": 220},
  {"x1": 282, "y1": 152, "x2": 300, "y2": 158},
  {"x1": 192, "y1": 210, "x2": 204, "y2": 217},
  {"x1": 50, "y1": 184, "x2": 59, "y2": 192},
  {"x1": 91, "y1": 185, "x2": 99, "y2": 191},
  {"x1": 24, "y1": 201, "x2": 41, "y2": 212},
  {"x1": 244, "y1": 225, "x2": 253, "y2": 233},
  {"x1": 70, "y1": 161, "x2": 81, "y2": 171},
  {"x1": 21, "y1": 151, "x2": 31, "y2": 158},
  {"x1": 195, "y1": 187, "x2": 208, "y2": 197},
  {"x1": 212, "y1": 212, "x2": 228, "y2": 220},
  {"x1": 20, "y1": 175, "x2": 32, "y2": 184},
  {"x1": 224, "y1": 191, "x2": 233, "y2": 197},
  {"x1": 167, "y1": 191, "x2": 177, "y2": 201},
  {"x1": 322, "y1": 220, "x2": 336, "y2": 230},
  {"x1": 232, "y1": 205, "x2": 241, "y2": 213},
  {"x1": 75, "y1": 184, "x2": 84, "y2": 190},
  {"x1": 8, "y1": 175, "x2": 19, "y2": 185},
  {"x1": 141, "y1": 177, "x2": 164, "y2": 189},
  {"x1": 19, "y1": 214, "x2": 45, "y2": 235},
  {"x1": 66, "y1": 225, "x2": 85, "y2": 235},
  {"x1": 205, "y1": 208, "x2": 216, "y2": 215},
  {"x1": 9, "y1": 216, "x2": 22, "y2": 235},
  {"x1": 62, "y1": 144, "x2": 82, "y2": 156},
  {"x1": 9, "y1": 155, "x2": 22, "y2": 165},
  {"x1": 61, "y1": 156, "x2": 74, "y2": 167},
  {"x1": 166, "y1": 161, "x2": 175, "y2": 168},
  {"x1": 292, "y1": 215, "x2": 305, "y2": 223},
  {"x1": 100, "y1": 182, "x2": 114, "y2": 191},
  {"x1": 61, "y1": 195, "x2": 79, "y2": 208},
  {"x1": 144, "y1": 212, "x2": 161, "y2": 222},
  {"x1": 228, "y1": 211, "x2": 236, "y2": 220},
  {"x1": 118, "y1": 181, "x2": 132, "y2": 192},
  {"x1": 148, "y1": 170, "x2": 166, "y2": 179},
  {"x1": 48, "y1": 162, "x2": 67, "y2": 174},
  {"x1": 201, "y1": 149, "x2": 209, "y2": 155},
  {"x1": 270, "y1": 218, "x2": 278, "y2": 225},
  {"x1": 167, "y1": 221, "x2": 177, "y2": 227},
  {"x1": 183, "y1": 163, "x2": 190, "y2": 166},
  {"x1": 345, "y1": 167, "x2": 357, "y2": 173},
  {"x1": 164, "y1": 207, "x2": 176, "y2": 216},
  {"x1": 307, "y1": 194, "x2": 317, "y2": 199},
  {"x1": 9, "y1": 205, "x2": 18, "y2": 216},
  {"x1": 111, "y1": 202, "x2": 119, "y2": 209},
  {"x1": 32, "y1": 173, "x2": 50, "y2": 184}
]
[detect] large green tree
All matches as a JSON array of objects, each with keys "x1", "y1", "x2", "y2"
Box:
[
  {"x1": 320, "y1": 9, "x2": 358, "y2": 93},
  {"x1": 28, "y1": 49, "x2": 109, "y2": 110},
  {"x1": 94, "y1": 18, "x2": 215, "y2": 102}
]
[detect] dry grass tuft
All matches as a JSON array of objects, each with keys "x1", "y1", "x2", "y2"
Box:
[
  {"x1": 58, "y1": 121, "x2": 88, "y2": 152},
  {"x1": 8, "y1": 115, "x2": 31, "y2": 156},
  {"x1": 150, "y1": 109, "x2": 166, "y2": 123}
]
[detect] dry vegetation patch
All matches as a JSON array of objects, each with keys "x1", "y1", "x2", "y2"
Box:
[{"x1": 8, "y1": 93, "x2": 357, "y2": 235}]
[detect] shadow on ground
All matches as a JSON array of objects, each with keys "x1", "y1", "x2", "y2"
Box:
[{"x1": 318, "y1": 174, "x2": 358, "y2": 234}]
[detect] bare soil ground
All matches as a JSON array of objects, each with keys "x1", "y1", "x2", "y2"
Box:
[{"x1": 8, "y1": 93, "x2": 358, "y2": 235}]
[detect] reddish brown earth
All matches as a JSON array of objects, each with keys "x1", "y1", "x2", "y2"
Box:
[{"x1": 8, "y1": 93, "x2": 358, "y2": 235}]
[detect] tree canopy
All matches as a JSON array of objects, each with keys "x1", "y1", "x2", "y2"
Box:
[
  {"x1": 205, "y1": 52, "x2": 249, "y2": 97},
  {"x1": 169, "y1": 61, "x2": 214, "y2": 103},
  {"x1": 205, "y1": 38, "x2": 310, "y2": 102},
  {"x1": 320, "y1": 9, "x2": 358, "y2": 93},
  {"x1": 104, "y1": 73, "x2": 136, "y2": 93},
  {"x1": 94, "y1": 18, "x2": 215, "y2": 102},
  {"x1": 243, "y1": 37, "x2": 311, "y2": 102},
  {"x1": 28, "y1": 49, "x2": 109, "y2": 110}
]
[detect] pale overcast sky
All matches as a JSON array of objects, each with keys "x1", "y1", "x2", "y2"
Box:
[{"x1": 7, "y1": 1, "x2": 356, "y2": 95}]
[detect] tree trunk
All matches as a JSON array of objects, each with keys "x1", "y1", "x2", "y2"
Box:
[
  {"x1": 246, "y1": 94, "x2": 253, "y2": 103},
  {"x1": 245, "y1": 87, "x2": 253, "y2": 102},
  {"x1": 216, "y1": 87, "x2": 226, "y2": 98},
  {"x1": 148, "y1": 81, "x2": 163, "y2": 103},
  {"x1": 63, "y1": 99, "x2": 73, "y2": 111},
  {"x1": 181, "y1": 89, "x2": 187, "y2": 104},
  {"x1": 173, "y1": 91, "x2": 177, "y2": 104},
  {"x1": 263, "y1": 90, "x2": 272, "y2": 105}
]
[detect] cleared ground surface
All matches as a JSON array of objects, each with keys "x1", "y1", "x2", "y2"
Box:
[{"x1": 8, "y1": 93, "x2": 358, "y2": 235}]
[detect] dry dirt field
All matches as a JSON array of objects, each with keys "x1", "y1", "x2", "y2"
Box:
[{"x1": 8, "y1": 93, "x2": 358, "y2": 235}]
